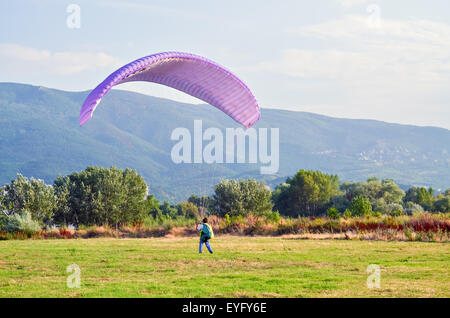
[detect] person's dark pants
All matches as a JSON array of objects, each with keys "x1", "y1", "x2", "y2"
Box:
[{"x1": 199, "y1": 236, "x2": 213, "y2": 253}]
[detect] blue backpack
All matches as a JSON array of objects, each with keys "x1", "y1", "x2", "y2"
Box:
[{"x1": 201, "y1": 223, "x2": 214, "y2": 239}]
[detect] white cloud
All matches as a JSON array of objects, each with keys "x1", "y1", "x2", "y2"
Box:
[
  {"x1": 334, "y1": 0, "x2": 367, "y2": 8},
  {"x1": 52, "y1": 52, "x2": 120, "y2": 75},
  {"x1": 0, "y1": 44, "x2": 51, "y2": 61},
  {"x1": 250, "y1": 49, "x2": 376, "y2": 80},
  {"x1": 244, "y1": 15, "x2": 450, "y2": 128},
  {"x1": 0, "y1": 43, "x2": 122, "y2": 76},
  {"x1": 97, "y1": 0, "x2": 206, "y2": 21},
  {"x1": 288, "y1": 15, "x2": 450, "y2": 47},
  {"x1": 252, "y1": 15, "x2": 450, "y2": 88}
]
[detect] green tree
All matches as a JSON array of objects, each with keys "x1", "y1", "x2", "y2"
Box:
[
  {"x1": 210, "y1": 179, "x2": 242, "y2": 217},
  {"x1": 404, "y1": 201, "x2": 424, "y2": 214},
  {"x1": 379, "y1": 179, "x2": 405, "y2": 205},
  {"x1": 240, "y1": 179, "x2": 273, "y2": 215},
  {"x1": 273, "y1": 170, "x2": 339, "y2": 216},
  {"x1": 404, "y1": 186, "x2": 435, "y2": 211},
  {"x1": 416, "y1": 187, "x2": 435, "y2": 211},
  {"x1": 271, "y1": 183, "x2": 291, "y2": 214},
  {"x1": 0, "y1": 190, "x2": 8, "y2": 216},
  {"x1": 53, "y1": 175, "x2": 71, "y2": 225},
  {"x1": 177, "y1": 201, "x2": 199, "y2": 219},
  {"x1": 433, "y1": 196, "x2": 450, "y2": 212},
  {"x1": 349, "y1": 195, "x2": 372, "y2": 216},
  {"x1": 387, "y1": 203, "x2": 404, "y2": 216},
  {"x1": 326, "y1": 207, "x2": 340, "y2": 219},
  {"x1": 210, "y1": 179, "x2": 273, "y2": 217},
  {"x1": 2, "y1": 174, "x2": 56, "y2": 224},
  {"x1": 329, "y1": 195, "x2": 350, "y2": 212},
  {"x1": 343, "y1": 209, "x2": 352, "y2": 219},
  {"x1": 159, "y1": 201, "x2": 178, "y2": 218},
  {"x1": 187, "y1": 195, "x2": 201, "y2": 207},
  {"x1": 342, "y1": 178, "x2": 404, "y2": 213},
  {"x1": 187, "y1": 194, "x2": 210, "y2": 215},
  {"x1": 404, "y1": 187, "x2": 419, "y2": 203},
  {"x1": 3, "y1": 210, "x2": 41, "y2": 234},
  {"x1": 53, "y1": 166, "x2": 153, "y2": 227}
]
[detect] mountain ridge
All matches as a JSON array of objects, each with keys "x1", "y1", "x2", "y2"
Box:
[{"x1": 0, "y1": 82, "x2": 449, "y2": 201}]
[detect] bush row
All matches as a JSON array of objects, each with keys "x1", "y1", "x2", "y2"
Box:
[{"x1": 1, "y1": 212, "x2": 448, "y2": 242}]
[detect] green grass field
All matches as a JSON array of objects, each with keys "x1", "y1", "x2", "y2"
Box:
[{"x1": 0, "y1": 237, "x2": 448, "y2": 297}]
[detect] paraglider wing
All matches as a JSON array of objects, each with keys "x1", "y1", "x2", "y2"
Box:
[{"x1": 79, "y1": 52, "x2": 260, "y2": 128}]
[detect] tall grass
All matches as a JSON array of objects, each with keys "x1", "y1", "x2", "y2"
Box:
[
  {"x1": 142, "y1": 215, "x2": 196, "y2": 228},
  {"x1": 0, "y1": 213, "x2": 448, "y2": 241}
]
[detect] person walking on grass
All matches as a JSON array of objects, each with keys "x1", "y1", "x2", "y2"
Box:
[{"x1": 196, "y1": 217, "x2": 214, "y2": 254}]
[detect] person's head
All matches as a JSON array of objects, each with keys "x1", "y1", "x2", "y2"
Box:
[{"x1": 202, "y1": 218, "x2": 208, "y2": 224}]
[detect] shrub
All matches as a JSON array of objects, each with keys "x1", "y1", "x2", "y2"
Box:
[
  {"x1": 276, "y1": 219, "x2": 302, "y2": 235},
  {"x1": 411, "y1": 211, "x2": 425, "y2": 218},
  {"x1": 434, "y1": 196, "x2": 450, "y2": 213},
  {"x1": 221, "y1": 213, "x2": 244, "y2": 228},
  {"x1": 323, "y1": 219, "x2": 342, "y2": 233},
  {"x1": 265, "y1": 211, "x2": 281, "y2": 224},
  {"x1": 231, "y1": 215, "x2": 244, "y2": 225},
  {"x1": 350, "y1": 195, "x2": 372, "y2": 216},
  {"x1": 177, "y1": 201, "x2": 199, "y2": 219},
  {"x1": 405, "y1": 202, "x2": 424, "y2": 215},
  {"x1": 404, "y1": 226, "x2": 415, "y2": 241},
  {"x1": 343, "y1": 209, "x2": 352, "y2": 219},
  {"x1": 244, "y1": 216, "x2": 268, "y2": 236},
  {"x1": 407, "y1": 213, "x2": 450, "y2": 232},
  {"x1": 387, "y1": 203, "x2": 404, "y2": 216},
  {"x1": 143, "y1": 215, "x2": 195, "y2": 228},
  {"x1": 310, "y1": 217, "x2": 327, "y2": 232},
  {"x1": 1, "y1": 175, "x2": 56, "y2": 224},
  {"x1": 224, "y1": 213, "x2": 231, "y2": 225},
  {"x1": 0, "y1": 213, "x2": 8, "y2": 230},
  {"x1": 326, "y1": 207, "x2": 340, "y2": 219},
  {"x1": 382, "y1": 216, "x2": 403, "y2": 230},
  {"x1": 220, "y1": 214, "x2": 246, "y2": 234},
  {"x1": 3, "y1": 210, "x2": 41, "y2": 235}
]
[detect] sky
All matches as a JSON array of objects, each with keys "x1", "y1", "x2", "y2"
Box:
[{"x1": 1, "y1": 0, "x2": 450, "y2": 129}]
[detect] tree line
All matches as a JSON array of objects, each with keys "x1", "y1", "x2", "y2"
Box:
[{"x1": 1, "y1": 166, "x2": 449, "y2": 229}]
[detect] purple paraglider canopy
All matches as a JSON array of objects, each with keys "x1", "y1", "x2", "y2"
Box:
[{"x1": 79, "y1": 52, "x2": 260, "y2": 128}]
